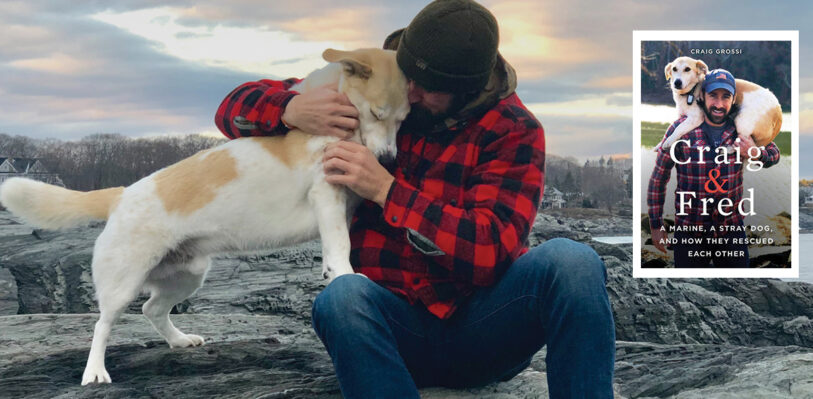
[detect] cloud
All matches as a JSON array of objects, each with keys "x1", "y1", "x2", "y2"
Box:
[
  {"x1": 9, "y1": 52, "x2": 98, "y2": 75},
  {"x1": 0, "y1": 0, "x2": 811, "y2": 174},
  {"x1": 538, "y1": 114, "x2": 632, "y2": 158},
  {"x1": 279, "y1": 8, "x2": 385, "y2": 49},
  {"x1": 586, "y1": 75, "x2": 633, "y2": 90},
  {"x1": 526, "y1": 93, "x2": 631, "y2": 119},
  {"x1": 487, "y1": 1, "x2": 614, "y2": 80},
  {"x1": 0, "y1": 4, "x2": 259, "y2": 140},
  {"x1": 91, "y1": 7, "x2": 340, "y2": 78}
]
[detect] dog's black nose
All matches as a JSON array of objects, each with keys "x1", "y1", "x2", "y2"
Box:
[{"x1": 673, "y1": 79, "x2": 682, "y2": 89}]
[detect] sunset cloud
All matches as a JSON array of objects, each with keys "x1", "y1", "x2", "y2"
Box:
[
  {"x1": 279, "y1": 8, "x2": 384, "y2": 49},
  {"x1": 488, "y1": 1, "x2": 612, "y2": 80},
  {"x1": 9, "y1": 52, "x2": 99, "y2": 75},
  {"x1": 586, "y1": 76, "x2": 633, "y2": 90},
  {"x1": 0, "y1": 0, "x2": 810, "y2": 175}
]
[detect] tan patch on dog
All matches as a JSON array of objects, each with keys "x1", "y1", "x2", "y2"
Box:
[
  {"x1": 752, "y1": 105, "x2": 783, "y2": 147},
  {"x1": 734, "y1": 79, "x2": 761, "y2": 104},
  {"x1": 27, "y1": 183, "x2": 123, "y2": 224},
  {"x1": 79, "y1": 187, "x2": 124, "y2": 219},
  {"x1": 251, "y1": 131, "x2": 314, "y2": 167},
  {"x1": 155, "y1": 148, "x2": 238, "y2": 215}
]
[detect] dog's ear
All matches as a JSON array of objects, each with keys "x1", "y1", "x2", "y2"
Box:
[
  {"x1": 695, "y1": 59, "x2": 709, "y2": 76},
  {"x1": 323, "y1": 49, "x2": 372, "y2": 80},
  {"x1": 664, "y1": 62, "x2": 673, "y2": 81}
]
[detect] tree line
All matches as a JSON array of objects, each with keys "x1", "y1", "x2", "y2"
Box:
[
  {"x1": 2, "y1": 132, "x2": 632, "y2": 213},
  {"x1": 545, "y1": 155, "x2": 631, "y2": 213},
  {"x1": 0, "y1": 133, "x2": 225, "y2": 190}
]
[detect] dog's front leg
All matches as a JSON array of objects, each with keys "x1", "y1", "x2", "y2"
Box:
[{"x1": 308, "y1": 179, "x2": 354, "y2": 281}]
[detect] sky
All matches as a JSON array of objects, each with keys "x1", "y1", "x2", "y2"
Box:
[{"x1": 1, "y1": 1, "x2": 812, "y2": 176}]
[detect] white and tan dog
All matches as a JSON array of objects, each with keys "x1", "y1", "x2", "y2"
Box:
[
  {"x1": 660, "y1": 56, "x2": 782, "y2": 150},
  {"x1": 0, "y1": 48, "x2": 409, "y2": 385}
]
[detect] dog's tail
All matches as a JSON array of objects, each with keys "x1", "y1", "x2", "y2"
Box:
[{"x1": 0, "y1": 177, "x2": 123, "y2": 229}]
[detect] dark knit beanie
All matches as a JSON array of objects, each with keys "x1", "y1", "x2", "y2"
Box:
[{"x1": 396, "y1": 0, "x2": 499, "y2": 93}]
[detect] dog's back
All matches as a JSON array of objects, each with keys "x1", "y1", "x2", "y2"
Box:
[{"x1": 733, "y1": 79, "x2": 783, "y2": 147}]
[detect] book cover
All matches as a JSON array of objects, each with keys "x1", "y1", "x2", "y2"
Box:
[{"x1": 633, "y1": 31, "x2": 799, "y2": 278}]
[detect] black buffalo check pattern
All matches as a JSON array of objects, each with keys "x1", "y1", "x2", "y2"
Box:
[{"x1": 216, "y1": 79, "x2": 545, "y2": 319}]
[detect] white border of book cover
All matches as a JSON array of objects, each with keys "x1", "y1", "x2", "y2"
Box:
[{"x1": 633, "y1": 31, "x2": 799, "y2": 278}]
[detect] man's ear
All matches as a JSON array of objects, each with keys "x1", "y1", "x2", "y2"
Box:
[
  {"x1": 323, "y1": 48, "x2": 372, "y2": 80},
  {"x1": 695, "y1": 59, "x2": 709, "y2": 76},
  {"x1": 664, "y1": 62, "x2": 673, "y2": 81}
]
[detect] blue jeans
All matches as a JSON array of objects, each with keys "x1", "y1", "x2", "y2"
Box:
[{"x1": 312, "y1": 238, "x2": 615, "y2": 398}]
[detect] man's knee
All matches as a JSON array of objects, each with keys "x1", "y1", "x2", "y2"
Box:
[
  {"x1": 518, "y1": 238, "x2": 607, "y2": 295},
  {"x1": 312, "y1": 274, "x2": 381, "y2": 334}
]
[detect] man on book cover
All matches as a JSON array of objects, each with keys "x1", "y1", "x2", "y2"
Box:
[{"x1": 647, "y1": 69, "x2": 781, "y2": 268}]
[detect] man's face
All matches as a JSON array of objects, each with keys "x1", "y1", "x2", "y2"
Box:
[
  {"x1": 401, "y1": 80, "x2": 458, "y2": 130},
  {"x1": 703, "y1": 88, "x2": 734, "y2": 126}
]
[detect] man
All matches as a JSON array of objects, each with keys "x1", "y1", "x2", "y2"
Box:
[
  {"x1": 648, "y1": 69, "x2": 781, "y2": 268},
  {"x1": 215, "y1": 1, "x2": 615, "y2": 397}
]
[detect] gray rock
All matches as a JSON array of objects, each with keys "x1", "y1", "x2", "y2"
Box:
[
  {"x1": 0, "y1": 267, "x2": 18, "y2": 315},
  {"x1": 3, "y1": 314, "x2": 812, "y2": 399},
  {"x1": 614, "y1": 341, "x2": 813, "y2": 398},
  {"x1": 4, "y1": 210, "x2": 813, "y2": 398},
  {"x1": 606, "y1": 255, "x2": 813, "y2": 347},
  {"x1": 0, "y1": 314, "x2": 340, "y2": 398},
  {"x1": 530, "y1": 213, "x2": 593, "y2": 245}
]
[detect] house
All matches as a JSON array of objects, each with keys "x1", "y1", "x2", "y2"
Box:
[
  {"x1": 0, "y1": 157, "x2": 64, "y2": 187},
  {"x1": 542, "y1": 185, "x2": 566, "y2": 209}
]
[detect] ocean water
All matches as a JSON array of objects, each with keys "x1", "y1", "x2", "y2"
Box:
[
  {"x1": 593, "y1": 236, "x2": 634, "y2": 245},
  {"x1": 795, "y1": 234, "x2": 812, "y2": 283}
]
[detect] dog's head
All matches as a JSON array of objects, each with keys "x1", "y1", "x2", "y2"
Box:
[
  {"x1": 323, "y1": 48, "x2": 409, "y2": 160},
  {"x1": 664, "y1": 56, "x2": 708, "y2": 95}
]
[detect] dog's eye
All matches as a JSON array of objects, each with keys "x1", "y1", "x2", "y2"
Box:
[
  {"x1": 370, "y1": 109, "x2": 383, "y2": 121},
  {"x1": 684, "y1": 67, "x2": 690, "y2": 72},
  {"x1": 672, "y1": 67, "x2": 677, "y2": 72}
]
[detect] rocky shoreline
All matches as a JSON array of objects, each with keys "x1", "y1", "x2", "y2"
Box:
[
  {"x1": 2, "y1": 210, "x2": 813, "y2": 398},
  {"x1": 801, "y1": 208, "x2": 813, "y2": 234}
]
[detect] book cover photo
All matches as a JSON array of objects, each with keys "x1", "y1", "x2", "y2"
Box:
[{"x1": 633, "y1": 31, "x2": 799, "y2": 278}]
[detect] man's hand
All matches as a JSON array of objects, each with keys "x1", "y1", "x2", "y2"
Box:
[
  {"x1": 651, "y1": 227, "x2": 668, "y2": 253},
  {"x1": 323, "y1": 141, "x2": 395, "y2": 207},
  {"x1": 735, "y1": 134, "x2": 761, "y2": 161},
  {"x1": 282, "y1": 83, "x2": 359, "y2": 139}
]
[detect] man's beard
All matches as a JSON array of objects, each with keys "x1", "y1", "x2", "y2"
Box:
[
  {"x1": 703, "y1": 103, "x2": 730, "y2": 125},
  {"x1": 401, "y1": 93, "x2": 471, "y2": 132},
  {"x1": 401, "y1": 103, "x2": 448, "y2": 131}
]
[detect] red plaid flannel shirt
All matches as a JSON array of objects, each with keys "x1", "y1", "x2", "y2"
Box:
[
  {"x1": 215, "y1": 79, "x2": 545, "y2": 319},
  {"x1": 647, "y1": 117, "x2": 780, "y2": 233}
]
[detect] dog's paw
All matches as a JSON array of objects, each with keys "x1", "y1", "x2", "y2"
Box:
[
  {"x1": 321, "y1": 265, "x2": 334, "y2": 280},
  {"x1": 169, "y1": 333, "x2": 205, "y2": 348},
  {"x1": 81, "y1": 365, "x2": 112, "y2": 385},
  {"x1": 323, "y1": 261, "x2": 353, "y2": 280}
]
